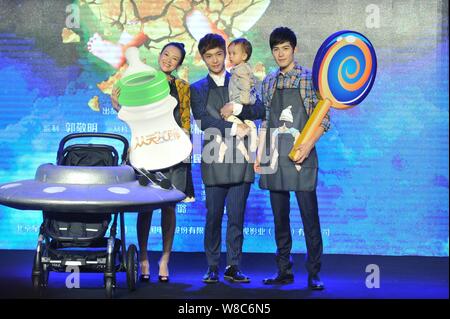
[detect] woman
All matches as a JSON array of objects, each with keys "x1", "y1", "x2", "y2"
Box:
[{"x1": 111, "y1": 42, "x2": 194, "y2": 283}]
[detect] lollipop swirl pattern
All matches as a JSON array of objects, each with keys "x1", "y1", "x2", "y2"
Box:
[
  {"x1": 289, "y1": 30, "x2": 377, "y2": 160},
  {"x1": 313, "y1": 31, "x2": 377, "y2": 109}
]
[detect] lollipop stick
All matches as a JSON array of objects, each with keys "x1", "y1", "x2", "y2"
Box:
[{"x1": 288, "y1": 98, "x2": 332, "y2": 161}]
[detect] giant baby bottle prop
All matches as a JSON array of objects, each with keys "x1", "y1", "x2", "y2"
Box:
[
  {"x1": 289, "y1": 31, "x2": 377, "y2": 161},
  {"x1": 117, "y1": 47, "x2": 192, "y2": 171}
]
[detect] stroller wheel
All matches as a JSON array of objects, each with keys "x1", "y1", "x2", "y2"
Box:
[
  {"x1": 32, "y1": 274, "x2": 41, "y2": 294},
  {"x1": 104, "y1": 249, "x2": 116, "y2": 299},
  {"x1": 104, "y1": 277, "x2": 115, "y2": 299},
  {"x1": 32, "y1": 250, "x2": 47, "y2": 296},
  {"x1": 41, "y1": 264, "x2": 49, "y2": 288},
  {"x1": 126, "y1": 244, "x2": 138, "y2": 291}
]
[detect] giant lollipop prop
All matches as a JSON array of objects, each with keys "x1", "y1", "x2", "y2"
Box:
[{"x1": 289, "y1": 30, "x2": 377, "y2": 161}]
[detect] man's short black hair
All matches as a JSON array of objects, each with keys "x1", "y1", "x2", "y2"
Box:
[
  {"x1": 229, "y1": 38, "x2": 253, "y2": 62},
  {"x1": 269, "y1": 27, "x2": 297, "y2": 50},
  {"x1": 198, "y1": 33, "x2": 226, "y2": 56}
]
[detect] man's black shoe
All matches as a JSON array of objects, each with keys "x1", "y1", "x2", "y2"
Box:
[
  {"x1": 308, "y1": 274, "x2": 325, "y2": 290},
  {"x1": 262, "y1": 272, "x2": 294, "y2": 285},
  {"x1": 202, "y1": 266, "x2": 219, "y2": 283},
  {"x1": 224, "y1": 265, "x2": 250, "y2": 283}
]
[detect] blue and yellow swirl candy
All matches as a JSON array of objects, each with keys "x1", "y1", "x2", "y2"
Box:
[
  {"x1": 289, "y1": 30, "x2": 377, "y2": 160},
  {"x1": 312, "y1": 30, "x2": 377, "y2": 109}
]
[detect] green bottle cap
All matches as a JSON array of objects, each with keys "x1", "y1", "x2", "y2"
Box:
[{"x1": 117, "y1": 71, "x2": 169, "y2": 106}]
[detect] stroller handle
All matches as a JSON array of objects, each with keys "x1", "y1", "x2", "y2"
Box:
[{"x1": 57, "y1": 133, "x2": 130, "y2": 164}]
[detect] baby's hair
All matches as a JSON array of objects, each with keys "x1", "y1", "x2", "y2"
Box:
[{"x1": 229, "y1": 38, "x2": 252, "y2": 62}]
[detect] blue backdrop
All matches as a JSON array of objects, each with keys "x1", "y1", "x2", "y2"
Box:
[{"x1": 0, "y1": 0, "x2": 448, "y2": 256}]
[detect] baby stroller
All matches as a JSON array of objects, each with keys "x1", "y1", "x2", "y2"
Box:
[{"x1": 32, "y1": 133, "x2": 138, "y2": 298}]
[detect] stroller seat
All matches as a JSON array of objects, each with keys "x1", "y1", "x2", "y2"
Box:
[{"x1": 43, "y1": 211, "x2": 111, "y2": 245}]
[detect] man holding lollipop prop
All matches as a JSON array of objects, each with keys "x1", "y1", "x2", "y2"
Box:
[{"x1": 256, "y1": 27, "x2": 377, "y2": 290}]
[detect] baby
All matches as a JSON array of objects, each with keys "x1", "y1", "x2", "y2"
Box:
[
  {"x1": 227, "y1": 38, "x2": 257, "y2": 106},
  {"x1": 216, "y1": 38, "x2": 258, "y2": 162}
]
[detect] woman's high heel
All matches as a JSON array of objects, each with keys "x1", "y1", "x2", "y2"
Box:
[
  {"x1": 139, "y1": 260, "x2": 150, "y2": 282},
  {"x1": 158, "y1": 261, "x2": 169, "y2": 283}
]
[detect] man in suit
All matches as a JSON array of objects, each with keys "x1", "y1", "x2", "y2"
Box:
[{"x1": 190, "y1": 33, "x2": 264, "y2": 283}]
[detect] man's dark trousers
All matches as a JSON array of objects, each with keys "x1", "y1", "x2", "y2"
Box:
[
  {"x1": 269, "y1": 190, "x2": 323, "y2": 275},
  {"x1": 204, "y1": 182, "x2": 251, "y2": 267}
]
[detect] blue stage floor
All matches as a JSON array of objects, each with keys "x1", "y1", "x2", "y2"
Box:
[{"x1": 0, "y1": 250, "x2": 447, "y2": 299}]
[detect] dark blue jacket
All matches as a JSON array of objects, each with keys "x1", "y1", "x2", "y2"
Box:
[{"x1": 190, "y1": 72, "x2": 265, "y2": 136}]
